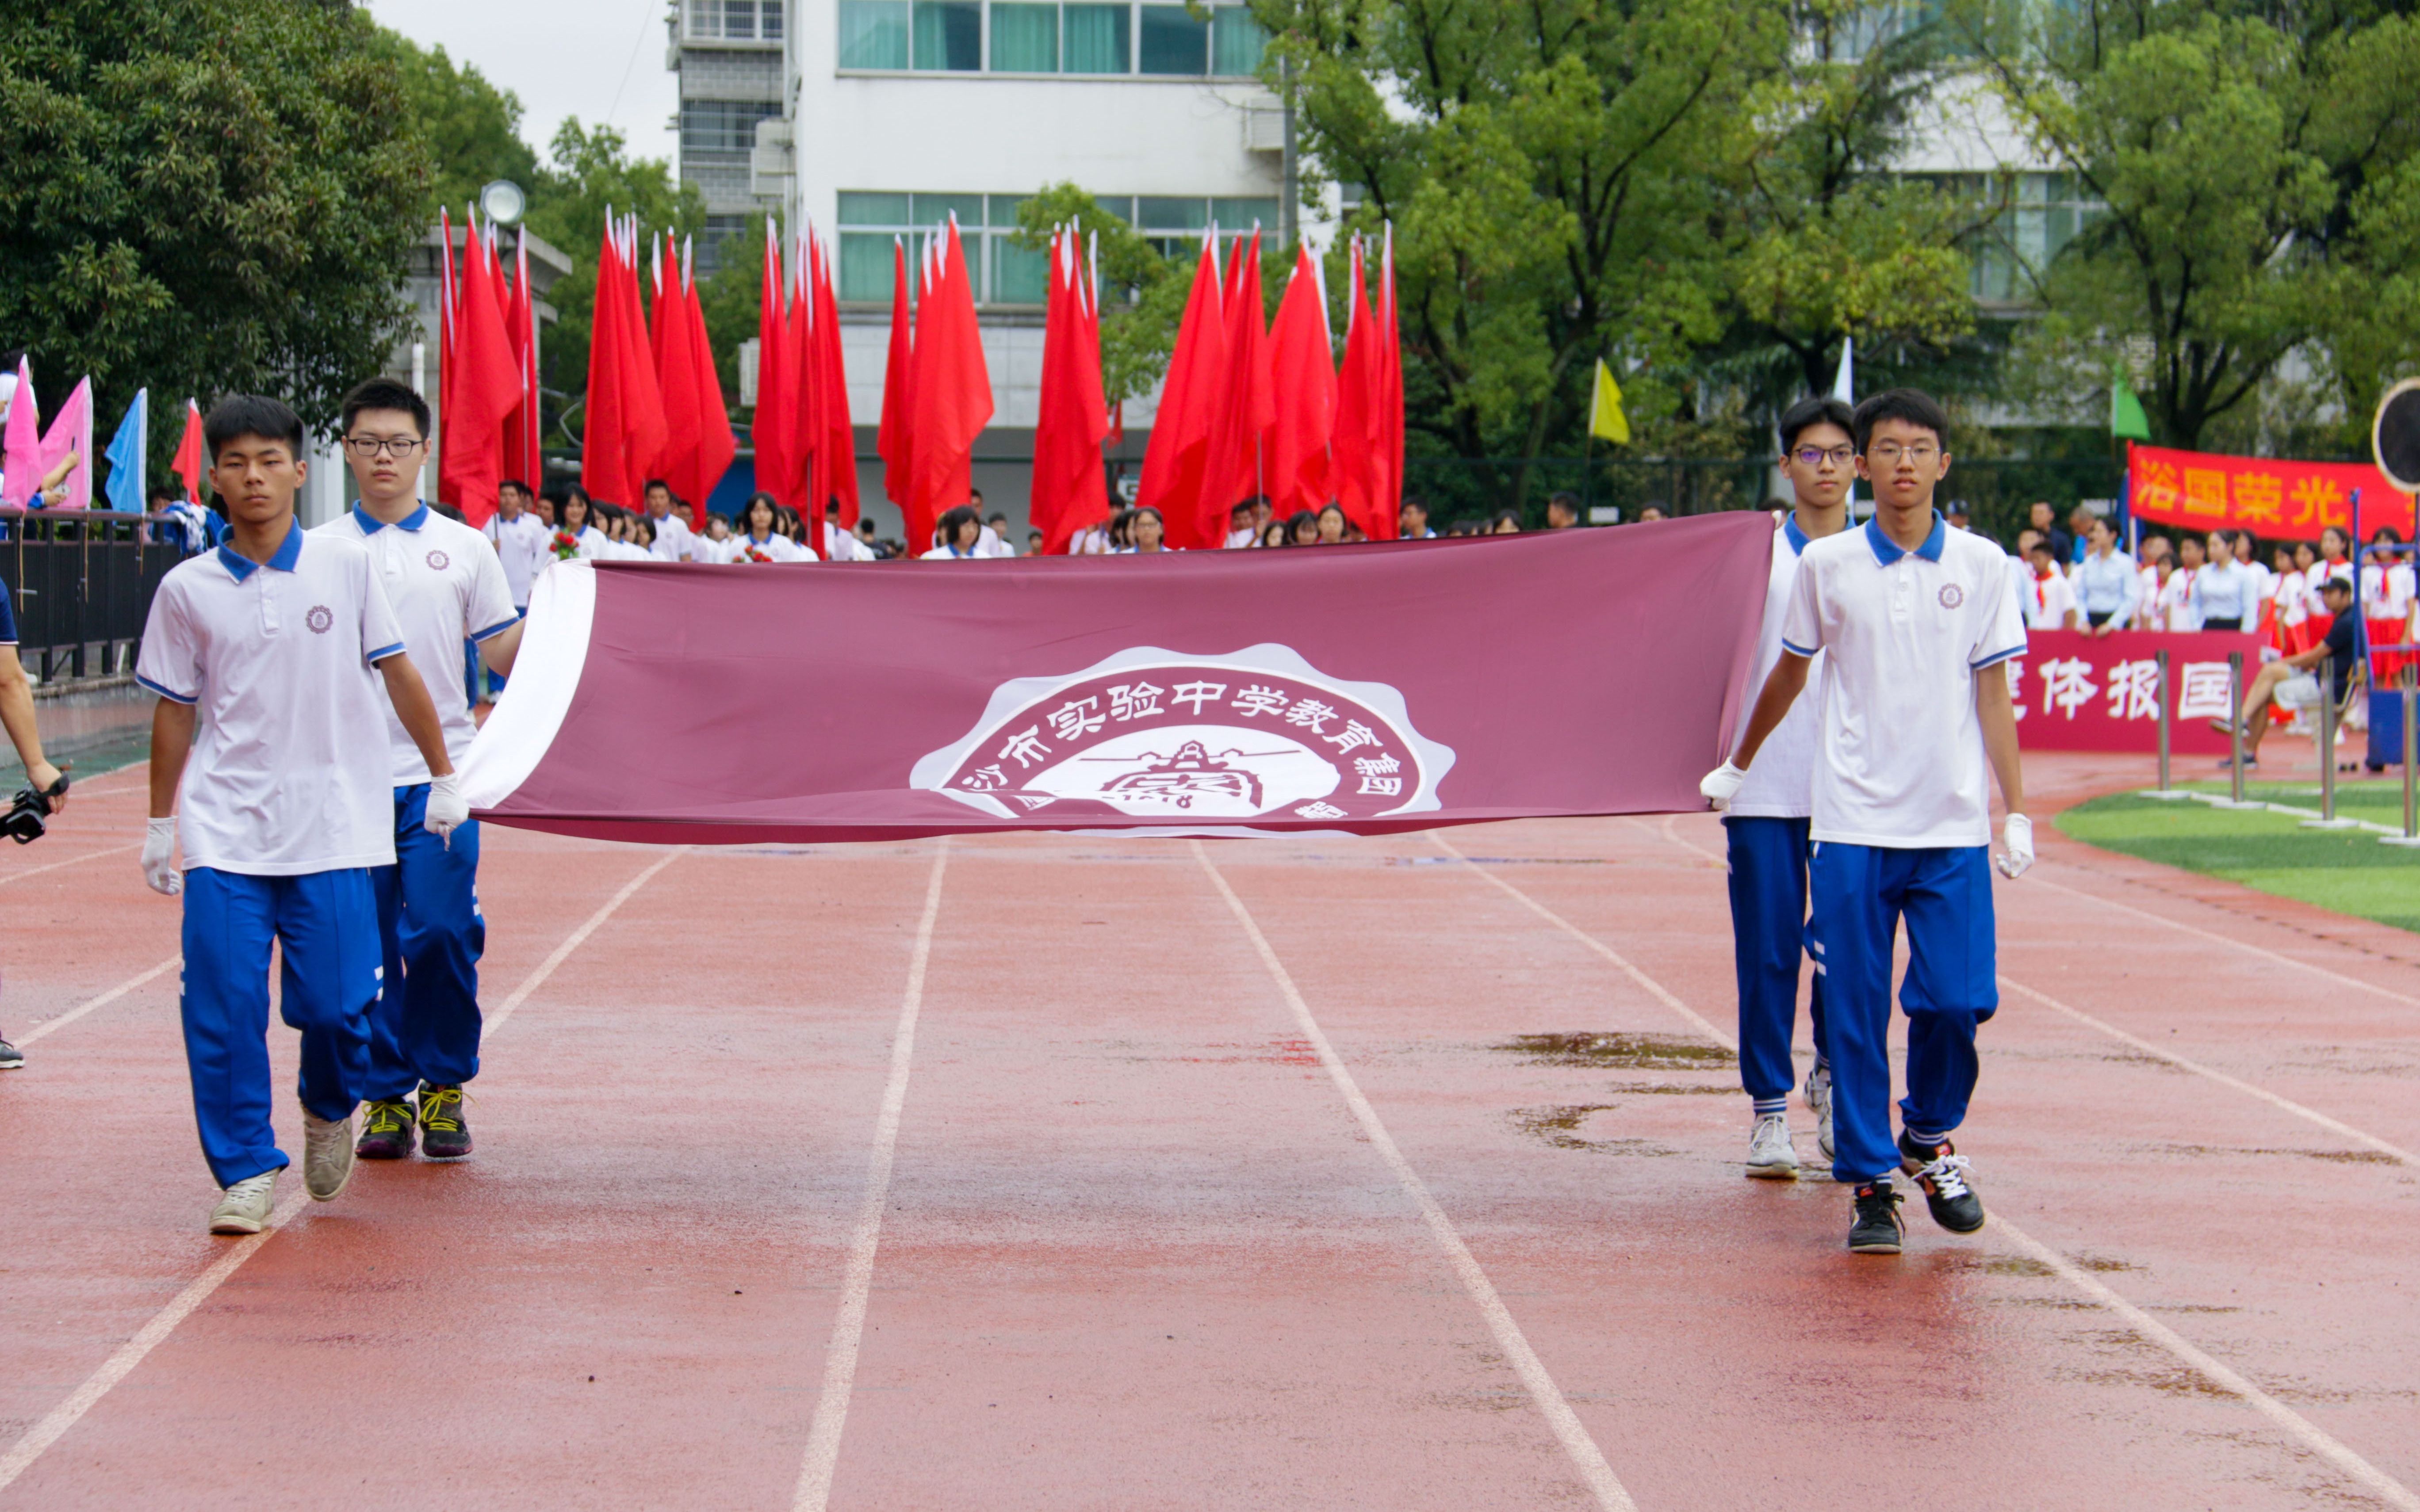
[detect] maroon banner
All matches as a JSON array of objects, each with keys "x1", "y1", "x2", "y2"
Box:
[
  {"x1": 459, "y1": 516, "x2": 1775, "y2": 843},
  {"x1": 2009, "y1": 629, "x2": 2259, "y2": 753}
]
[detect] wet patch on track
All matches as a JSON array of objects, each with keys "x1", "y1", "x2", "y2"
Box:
[
  {"x1": 1492, "y1": 1032, "x2": 1736, "y2": 1069},
  {"x1": 1509, "y1": 1104, "x2": 1681, "y2": 1155}
]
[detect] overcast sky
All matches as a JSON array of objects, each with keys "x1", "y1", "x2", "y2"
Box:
[{"x1": 366, "y1": 0, "x2": 682, "y2": 172}]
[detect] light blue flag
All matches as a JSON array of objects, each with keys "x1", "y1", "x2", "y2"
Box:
[{"x1": 102, "y1": 388, "x2": 146, "y2": 514}]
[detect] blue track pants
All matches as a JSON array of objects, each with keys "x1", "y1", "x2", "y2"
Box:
[
  {"x1": 364, "y1": 784, "x2": 485, "y2": 1101},
  {"x1": 1807, "y1": 842, "x2": 1999, "y2": 1184},
  {"x1": 1723, "y1": 816, "x2": 1827, "y2": 1104},
  {"x1": 180, "y1": 867, "x2": 381, "y2": 1187}
]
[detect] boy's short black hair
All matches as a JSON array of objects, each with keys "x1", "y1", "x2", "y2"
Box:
[
  {"x1": 146, "y1": 481, "x2": 180, "y2": 507},
  {"x1": 1850, "y1": 389, "x2": 1950, "y2": 454},
  {"x1": 706, "y1": 510, "x2": 731, "y2": 527},
  {"x1": 1779, "y1": 396, "x2": 1856, "y2": 453},
  {"x1": 340, "y1": 376, "x2": 429, "y2": 439},
  {"x1": 500, "y1": 478, "x2": 530, "y2": 498},
  {"x1": 203, "y1": 395, "x2": 304, "y2": 463},
  {"x1": 644, "y1": 478, "x2": 672, "y2": 498}
]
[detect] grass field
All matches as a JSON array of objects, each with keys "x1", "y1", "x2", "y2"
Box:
[{"x1": 2056, "y1": 780, "x2": 2420, "y2": 935}]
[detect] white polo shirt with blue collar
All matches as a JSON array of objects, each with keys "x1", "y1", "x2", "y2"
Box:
[
  {"x1": 1731, "y1": 513, "x2": 1825, "y2": 819},
  {"x1": 1780, "y1": 510, "x2": 2027, "y2": 850},
  {"x1": 135, "y1": 523, "x2": 409, "y2": 875},
  {"x1": 316, "y1": 502, "x2": 519, "y2": 785}
]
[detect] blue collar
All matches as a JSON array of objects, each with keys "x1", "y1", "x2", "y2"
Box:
[
  {"x1": 1783, "y1": 514, "x2": 1811, "y2": 556},
  {"x1": 1864, "y1": 511, "x2": 1947, "y2": 565},
  {"x1": 350, "y1": 501, "x2": 429, "y2": 535},
  {"x1": 218, "y1": 523, "x2": 303, "y2": 582}
]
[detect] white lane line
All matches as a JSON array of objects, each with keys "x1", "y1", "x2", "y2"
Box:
[
  {"x1": 1997, "y1": 975, "x2": 2417, "y2": 1166},
  {"x1": 0, "y1": 847, "x2": 681, "y2": 1497},
  {"x1": 483, "y1": 847, "x2": 689, "y2": 1036},
  {"x1": 15, "y1": 956, "x2": 180, "y2": 1046},
  {"x1": 1193, "y1": 840, "x2": 1637, "y2": 1512},
  {"x1": 0, "y1": 1187, "x2": 312, "y2": 1498},
  {"x1": 1431, "y1": 830, "x2": 1731, "y2": 1045},
  {"x1": 1632, "y1": 817, "x2": 2420, "y2": 1168},
  {"x1": 2029, "y1": 869, "x2": 2420, "y2": 1010},
  {"x1": 0, "y1": 840, "x2": 141, "y2": 890},
  {"x1": 792, "y1": 840, "x2": 949, "y2": 1512},
  {"x1": 1436, "y1": 837, "x2": 2420, "y2": 1512}
]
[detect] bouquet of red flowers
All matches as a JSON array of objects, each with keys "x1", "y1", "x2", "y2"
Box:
[
  {"x1": 739, "y1": 544, "x2": 774, "y2": 564},
  {"x1": 550, "y1": 530, "x2": 582, "y2": 561}
]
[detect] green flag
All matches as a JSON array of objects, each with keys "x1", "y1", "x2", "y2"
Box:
[{"x1": 2110, "y1": 374, "x2": 2151, "y2": 442}]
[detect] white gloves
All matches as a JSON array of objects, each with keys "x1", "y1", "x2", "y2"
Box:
[
  {"x1": 142, "y1": 817, "x2": 181, "y2": 895},
  {"x1": 1995, "y1": 813, "x2": 2034, "y2": 879},
  {"x1": 1699, "y1": 761, "x2": 1747, "y2": 810},
  {"x1": 424, "y1": 772, "x2": 470, "y2": 845}
]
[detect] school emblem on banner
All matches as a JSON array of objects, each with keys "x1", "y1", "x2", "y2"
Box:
[{"x1": 911, "y1": 646, "x2": 1456, "y2": 825}]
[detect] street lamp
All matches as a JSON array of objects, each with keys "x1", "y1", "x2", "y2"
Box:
[{"x1": 479, "y1": 179, "x2": 527, "y2": 227}]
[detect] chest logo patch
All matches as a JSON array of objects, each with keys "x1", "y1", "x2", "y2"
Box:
[
  {"x1": 425, "y1": 550, "x2": 450, "y2": 571},
  {"x1": 305, "y1": 606, "x2": 334, "y2": 634},
  {"x1": 1938, "y1": 584, "x2": 1965, "y2": 609},
  {"x1": 910, "y1": 645, "x2": 1456, "y2": 825}
]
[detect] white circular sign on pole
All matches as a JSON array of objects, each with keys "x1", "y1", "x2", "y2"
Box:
[{"x1": 479, "y1": 179, "x2": 526, "y2": 228}]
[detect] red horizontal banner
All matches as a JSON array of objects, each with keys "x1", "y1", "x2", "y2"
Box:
[
  {"x1": 2128, "y1": 443, "x2": 2413, "y2": 542},
  {"x1": 458, "y1": 517, "x2": 1773, "y2": 843},
  {"x1": 2008, "y1": 629, "x2": 2259, "y2": 753}
]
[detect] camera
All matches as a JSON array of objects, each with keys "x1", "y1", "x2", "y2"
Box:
[{"x1": 3, "y1": 775, "x2": 68, "y2": 845}]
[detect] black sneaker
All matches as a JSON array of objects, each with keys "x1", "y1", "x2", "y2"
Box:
[
  {"x1": 356, "y1": 1096, "x2": 416, "y2": 1159},
  {"x1": 418, "y1": 1083, "x2": 472, "y2": 1159},
  {"x1": 1848, "y1": 1181, "x2": 1904, "y2": 1254},
  {"x1": 0, "y1": 1037, "x2": 22, "y2": 1070},
  {"x1": 1898, "y1": 1130, "x2": 1986, "y2": 1233}
]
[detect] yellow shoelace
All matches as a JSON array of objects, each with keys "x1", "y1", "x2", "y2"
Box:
[
  {"x1": 418, "y1": 1086, "x2": 464, "y2": 1132},
  {"x1": 363, "y1": 1100, "x2": 411, "y2": 1134}
]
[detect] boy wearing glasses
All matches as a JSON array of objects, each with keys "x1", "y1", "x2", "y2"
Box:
[
  {"x1": 1701, "y1": 389, "x2": 2029, "y2": 1255},
  {"x1": 1709, "y1": 396, "x2": 1853, "y2": 1180},
  {"x1": 139, "y1": 395, "x2": 465, "y2": 1233},
  {"x1": 314, "y1": 378, "x2": 523, "y2": 1163}
]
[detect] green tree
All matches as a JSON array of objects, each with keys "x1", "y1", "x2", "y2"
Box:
[
  {"x1": 0, "y1": 0, "x2": 427, "y2": 438},
  {"x1": 369, "y1": 31, "x2": 539, "y2": 224},
  {"x1": 1958, "y1": 0, "x2": 2420, "y2": 450},
  {"x1": 1257, "y1": 0, "x2": 1788, "y2": 509},
  {"x1": 521, "y1": 120, "x2": 706, "y2": 442}
]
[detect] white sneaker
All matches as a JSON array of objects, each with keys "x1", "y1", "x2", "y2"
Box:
[
  {"x1": 209, "y1": 1171, "x2": 277, "y2": 1234},
  {"x1": 302, "y1": 1107, "x2": 357, "y2": 1202},
  {"x1": 1805, "y1": 1063, "x2": 1835, "y2": 1164},
  {"x1": 1745, "y1": 1113, "x2": 1799, "y2": 1179}
]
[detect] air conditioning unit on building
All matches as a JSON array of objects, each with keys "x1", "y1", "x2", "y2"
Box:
[
  {"x1": 751, "y1": 118, "x2": 796, "y2": 202},
  {"x1": 1244, "y1": 96, "x2": 1285, "y2": 153}
]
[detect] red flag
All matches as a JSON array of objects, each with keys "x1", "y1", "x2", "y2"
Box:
[
  {"x1": 171, "y1": 398, "x2": 204, "y2": 507},
  {"x1": 583, "y1": 218, "x2": 632, "y2": 507},
  {"x1": 751, "y1": 223, "x2": 798, "y2": 518},
  {"x1": 685, "y1": 239, "x2": 737, "y2": 518},
  {"x1": 1031, "y1": 229, "x2": 1110, "y2": 554},
  {"x1": 437, "y1": 209, "x2": 459, "y2": 509},
  {"x1": 1332, "y1": 238, "x2": 1382, "y2": 537},
  {"x1": 876, "y1": 237, "x2": 915, "y2": 524},
  {"x1": 1135, "y1": 236, "x2": 1225, "y2": 549},
  {"x1": 440, "y1": 214, "x2": 525, "y2": 526},
  {"x1": 1199, "y1": 229, "x2": 1273, "y2": 547},
  {"x1": 652, "y1": 237, "x2": 706, "y2": 515},
  {"x1": 811, "y1": 233, "x2": 860, "y2": 530},
  {"x1": 905, "y1": 219, "x2": 991, "y2": 554},
  {"x1": 616, "y1": 218, "x2": 670, "y2": 506},
  {"x1": 502, "y1": 230, "x2": 540, "y2": 489},
  {"x1": 794, "y1": 233, "x2": 827, "y2": 549},
  {"x1": 785, "y1": 236, "x2": 817, "y2": 518},
  {"x1": 1374, "y1": 225, "x2": 1403, "y2": 540},
  {"x1": 1264, "y1": 244, "x2": 1336, "y2": 521}
]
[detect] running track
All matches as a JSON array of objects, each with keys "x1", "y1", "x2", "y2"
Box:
[{"x1": 0, "y1": 752, "x2": 2414, "y2": 1509}]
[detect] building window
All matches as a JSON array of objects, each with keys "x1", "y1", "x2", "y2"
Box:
[
  {"x1": 835, "y1": 191, "x2": 1114, "y2": 306},
  {"x1": 841, "y1": 2, "x2": 1262, "y2": 73},
  {"x1": 839, "y1": 0, "x2": 911, "y2": 67},
  {"x1": 1138, "y1": 5, "x2": 1206, "y2": 74},
  {"x1": 689, "y1": 0, "x2": 784, "y2": 41},
  {"x1": 697, "y1": 215, "x2": 751, "y2": 277},
  {"x1": 914, "y1": 0, "x2": 983, "y2": 69},
  {"x1": 681, "y1": 99, "x2": 783, "y2": 159},
  {"x1": 990, "y1": 3, "x2": 1059, "y2": 70},
  {"x1": 1930, "y1": 171, "x2": 2102, "y2": 303}
]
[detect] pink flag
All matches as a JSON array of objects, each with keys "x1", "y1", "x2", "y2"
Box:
[
  {"x1": 39, "y1": 376, "x2": 94, "y2": 510},
  {"x1": 2, "y1": 356, "x2": 41, "y2": 509},
  {"x1": 458, "y1": 515, "x2": 1775, "y2": 843}
]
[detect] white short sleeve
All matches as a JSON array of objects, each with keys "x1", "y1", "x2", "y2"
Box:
[
  {"x1": 134, "y1": 575, "x2": 202, "y2": 704},
  {"x1": 1970, "y1": 553, "x2": 2028, "y2": 668},
  {"x1": 358, "y1": 553, "x2": 408, "y2": 665},
  {"x1": 467, "y1": 544, "x2": 519, "y2": 641},
  {"x1": 1780, "y1": 555, "x2": 1824, "y2": 657}
]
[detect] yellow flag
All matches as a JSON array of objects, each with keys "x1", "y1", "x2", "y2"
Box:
[{"x1": 1590, "y1": 359, "x2": 1630, "y2": 445}]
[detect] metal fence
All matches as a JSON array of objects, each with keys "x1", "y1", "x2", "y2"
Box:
[
  {"x1": 0, "y1": 510, "x2": 186, "y2": 683},
  {"x1": 1401, "y1": 456, "x2": 2127, "y2": 541}
]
